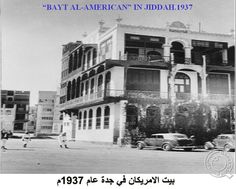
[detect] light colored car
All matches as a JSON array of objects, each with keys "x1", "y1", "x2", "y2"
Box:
[
  {"x1": 137, "y1": 133, "x2": 195, "y2": 151},
  {"x1": 204, "y1": 134, "x2": 235, "y2": 151}
]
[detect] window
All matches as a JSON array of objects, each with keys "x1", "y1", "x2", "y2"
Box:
[
  {"x1": 87, "y1": 51, "x2": 91, "y2": 68},
  {"x1": 83, "y1": 111, "x2": 87, "y2": 130},
  {"x1": 43, "y1": 108, "x2": 52, "y2": 112},
  {"x1": 88, "y1": 109, "x2": 93, "y2": 129},
  {"x1": 105, "y1": 72, "x2": 111, "y2": 96},
  {"x1": 96, "y1": 107, "x2": 101, "y2": 129},
  {"x1": 67, "y1": 81, "x2": 72, "y2": 101},
  {"x1": 73, "y1": 51, "x2": 78, "y2": 70},
  {"x1": 104, "y1": 106, "x2": 110, "y2": 129},
  {"x1": 80, "y1": 83, "x2": 84, "y2": 97},
  {"x1": 68, "y1": 54, "x2": 73, "y2": 73},
  {"x1": 93, "y1": 49, "x2": 97, "y2": 65},
  {"x1": 41, "y1": 126, "x2": 52, "y2": 130},
  {"x1": 100, "y1": 38, "x2": 112, "y2": 62},
  {"x1": 78, "y1": 112, "x2": 82, "y2": 130},
  {"x1": 72, "y1": 79, "x2": 76, "y2": 99},
  {"x1": 97, "y1": 75, "x2": 103, "y2": 98},
  {"x1": 90, "y1": 78, "x2": 95, "y2": 94},
  {"x1": 85, "y1": 80, "x2": 89, "y2": 95},
  {"x1": 41, "y1": 117, "x2": 53, "y2": 120},
  {"x1": 76, "y1": 77, "x2": 80, "y2": 98}
]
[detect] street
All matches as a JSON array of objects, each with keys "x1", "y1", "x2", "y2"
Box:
[{"x1": 0, "y1": 138, "x2": 235, "y2": 174}]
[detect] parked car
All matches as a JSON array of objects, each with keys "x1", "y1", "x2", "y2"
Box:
[
  {"x1": 204, "y1": 134, "x2": 235, "y2": 151},
  {"x1": 136, "y1": 133, "x2": 196, "y2": 151}
]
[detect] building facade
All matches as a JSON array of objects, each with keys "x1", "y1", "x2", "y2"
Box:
[
  {"x1": 0, "y1": 104, "x2": 16, "y2": 131},
  {"x1": 1, "y1": 90, "x2": 30, "y2": 132},
  {"x1": 27, "y1": 106, "x2": 37, "y2": 132},
  {"x1": 59, "y1": 21, "x2": 235, "y2": 143},
  {"x1": 52, "y1": 88, "x2": 63, "y2": 134},
  {"x1": 36, "y1": 91, "x2": 56, "y2": 134}
]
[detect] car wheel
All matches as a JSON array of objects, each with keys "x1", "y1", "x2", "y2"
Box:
[
  {"x1": 224, "y1": 144, "x2": 231, "y2": 152},
  {"x1": 162, "y1": 144, "x2": 172, "y2": 151},
  {"x1": 184, "y1": 148, "x2": 193, "y2": 151},
  {"x1": 137, "y1": 143, "x2": 144, "y2": 150}
]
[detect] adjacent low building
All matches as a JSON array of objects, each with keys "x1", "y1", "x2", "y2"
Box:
[
  {"x1": 0, "y1": 104, "x2": 16, "y2": 131},
  {"x1": 1, "y1": 90, "x2": 30, "y2": 132},
  {"x1": 36, "y1": 91, "x2": 56, "y2": 134}
]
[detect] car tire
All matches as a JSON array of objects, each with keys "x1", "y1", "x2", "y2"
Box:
[
  {"x1": 224, "y1": 144, "x2": 231, "y2": 152},
  {"x1": 137, "y1": 143, "x2": 144, "y2": 150},
  {"x1": 162, "y1": 144, "x2": 172, "y2": 151}
]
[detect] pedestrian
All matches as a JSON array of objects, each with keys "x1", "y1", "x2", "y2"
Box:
[
  {"x1": 1, "y1": 129, "x2": 12, "y2": 151},
  {"x1": 22, "y1": 131, "x2": 31, "y2": 148},
  {"x1": 58, "y1": 132, "x2": 69, "y2": 148}
]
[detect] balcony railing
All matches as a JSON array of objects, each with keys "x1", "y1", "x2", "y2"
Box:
[
  {"x1": 60, "y1": 90, "x2": 235, "y2": 110},
  {"x1": 124, "y1": 53, "x2": 165, "y2": 62}
]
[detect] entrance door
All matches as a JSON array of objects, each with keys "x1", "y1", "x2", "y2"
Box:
[{"x1": 175, "y1": 73, "x2": 191, "y2": 100}]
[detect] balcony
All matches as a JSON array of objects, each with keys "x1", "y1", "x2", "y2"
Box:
[
  {"x1": 60, "y1": 90, "x2": 125, "y2": 110},
  {"x1": 125, "y1": 53, "x2": 165, "y2": 62},
  {"x1": 60, "y1": 90, "x2": 235, "y2": 110}
]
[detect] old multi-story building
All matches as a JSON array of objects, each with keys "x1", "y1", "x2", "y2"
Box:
[
  {"x1": 1, "y1": 90, "x2": 30, "y2": 132},
  {"x1": 36, "y1": 91, "x2": 56, "y2": 134},
  {"x1": 59, "y1": 21, "x2": 235, "y2": 143}
]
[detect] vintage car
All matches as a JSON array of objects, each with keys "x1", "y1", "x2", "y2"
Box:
[
  {"x1": 137, "y1": 133, "x2": 195, "y2": 151},
  {"x1": 204, "y1": 134, "x2": 235, "y2": 151}
]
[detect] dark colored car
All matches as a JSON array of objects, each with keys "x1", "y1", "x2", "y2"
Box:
[
  {"x1": 137, "y1": 133, "x2": 195, "y2": 151},
  {"x1": 204, "y1": 134, "x2": 235, "y2": 151}
]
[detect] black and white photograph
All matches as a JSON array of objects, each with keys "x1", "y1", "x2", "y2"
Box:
[{"x1": 0, "y1": 0, "x2": 235, "y2": 188}]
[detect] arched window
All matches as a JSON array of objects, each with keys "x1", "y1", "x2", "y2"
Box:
[
  {"x1": 83, "y1": 111, "x2": 87, "y2": 130},
  {"x1": 171, "y1": 41, "x2": 185, "y2": 64},
  {"x1": 80, "y1": 83, "x2": 84, "y2": 97},
  {"x1": 87, "y1": 51, "x2": 91, "y2": 68},
  {"x1": 104, "y1": 106, "x2": 110, "y2": 129},
  {"x1": 78, "y1": 48, "x2": 82, "y2": 68},
  {"x1": 82, "y1": 53, "x2": 86, "y2": 71},
  {"x1": 73, "y1": 51, "x2": 78, "y2": 70},
  {"x1": 175, "y1": 72, "x2": 191, "y2": 99},
  {"x1": 90, "y1": 78, "x2": 95, "y2": 94},
  {"x1": 88, "y1": 109, "x2": 93, "y2": 129},
  {"x1": 85, "y1": 80, "x2": 89, "y2": 95},
  {"x1": 68, "y1": 54, "x2": 73, "y2": 73},
  {"x1": 76, "y1": 77, "x2": 80, "y2": 98},
  {"x1": 67, "y1": 81, "x2": 71, "y2": 101},
  {"x1": 96, "y1": 107, "x2": 102, "y2": 129},
  {"x1": 78, "y1": 112, "x2": 82, "y2": 130},
  {"x1": 92, "y1": 48, "x2": 97, "y2": 65},
  {"x1": 105, "y1": 72, "x2": 111, "y2": 96},
  {"x1": 97, "y1": 75, "x2": 103, "y2": 98},
  {"x1": 71, "y1": 79, "x2": 76, "y2": 99}
]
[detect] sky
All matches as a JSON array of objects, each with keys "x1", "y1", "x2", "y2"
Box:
[{"x1": 1, "y1": 0, "x2": 235, "y2": 106}]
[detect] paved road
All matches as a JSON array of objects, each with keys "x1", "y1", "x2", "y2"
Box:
[{"x1": 0, "y1": 139, "x2": 235, "y2": 174}]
